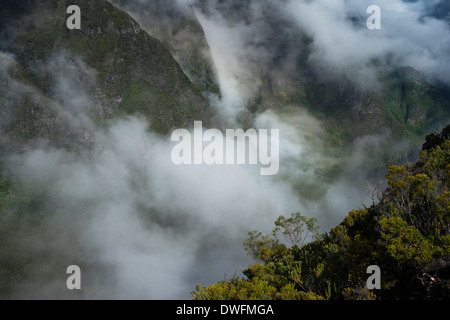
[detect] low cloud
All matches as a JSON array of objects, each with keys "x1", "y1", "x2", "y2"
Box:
[
  {"x1": 285, "y1": 0, "x2": 450, "y2": 86},
  {"x1": 0, "y1": 52, "x2": 382, "y2": 299}
]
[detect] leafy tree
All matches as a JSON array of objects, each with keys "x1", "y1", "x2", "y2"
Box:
[
  {"x1": 378, "y1": 216, "x2": 437, "y2": 264},
  {"x1": 243, "y1": 231, "x2": 284, "y2": 263},
  {"x1": 422, "y1": 124, "x2": 450, "y2": 151},
  {"x1": 272, "y1": 212, "x2": 319, "y2": 248},
  {"x1": 243, "y1": 212, "x2": 319, "y2": 262}
]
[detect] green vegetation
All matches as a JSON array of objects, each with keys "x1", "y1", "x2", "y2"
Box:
[
  {"x1": 0, "y1": 170, "x2": 46, "y2": 297},
  {"x1": 4, "y1": 0, "x2": 217, "y2": 146},
  {"x1": 192, "y1": 125, "x2": 450, "y2": 300}
]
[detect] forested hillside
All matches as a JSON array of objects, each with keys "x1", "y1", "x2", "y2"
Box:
[{"x1": 192, "y1": 125, "x2": 450, "y2": 300}]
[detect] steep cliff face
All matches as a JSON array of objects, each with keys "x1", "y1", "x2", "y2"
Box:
[
  {"x1": 0, "y1": 0, "x2": 218, "y2": 150},
  {"x1": 110, "y1": 0, "x2": 221, "y2": 97}
]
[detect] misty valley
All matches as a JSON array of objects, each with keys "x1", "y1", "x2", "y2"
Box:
[{"x1": 0, "y1": 0, "x2": 449, "y2": 302}]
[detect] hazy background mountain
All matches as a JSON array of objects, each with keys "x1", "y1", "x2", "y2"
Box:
[{"x1": 0, "y1": 0, "x2": 448, "y2": 299}]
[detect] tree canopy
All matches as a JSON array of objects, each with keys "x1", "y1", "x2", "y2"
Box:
[{"x1": 192, "y1": 125, "x2": 450, "y2": 300}]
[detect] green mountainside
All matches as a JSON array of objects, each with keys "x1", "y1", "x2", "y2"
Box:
[
  {"x1": 0, "y1": 0, "x2": 218, "y2": 148},
  {"x1": 2, "y1": 0, "x2": 449, "y2": 154}
]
